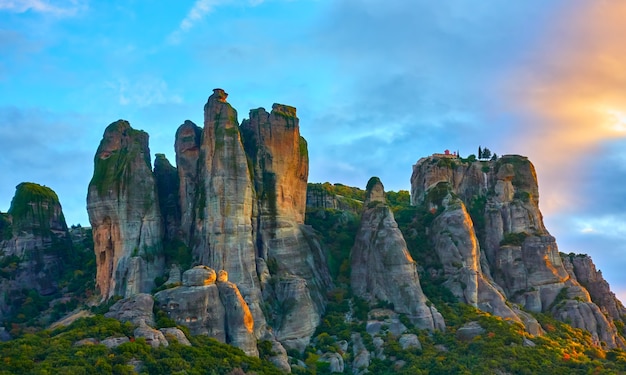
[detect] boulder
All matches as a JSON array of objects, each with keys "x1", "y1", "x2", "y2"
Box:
[
  {"x1": 134, "y1": 320, "x2": 169, "y2": 348},
  {"x1": 456, "y1": 321, "x2": 485, "y2": 342},
  {"x1": 159, "y1": 327, "x2": 191, "y2": 346},
  {"x1": 320, "y1": 352, "x2": 344, "y2": 373},
  {"x1": 399, "y1": 334, "x2": 422, "y2": 350},
  {"x1": 101, "y1": 336, "x2": 130, "y2": 349},
  {"x1": 182, "y1": 266, "x2": 216, "y2": 286},
  {"x1": 105, "y1": 293, "x2": 155, "y2": 326},
  {"x1": 155, "y1": 266, "x2": 258, "y2": 357}
]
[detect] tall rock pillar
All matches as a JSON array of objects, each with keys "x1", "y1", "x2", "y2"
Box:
[
  {"x1": 87, "y1": 120, "x2": 164, "y2": 300},
  {"x1": 193, "y1": 89, "x2": 265, "y2": 332}
]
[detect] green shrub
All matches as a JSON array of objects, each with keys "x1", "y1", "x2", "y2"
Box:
[{"x1": 500, "y1": 232, "x2": 528, "y2": 246}]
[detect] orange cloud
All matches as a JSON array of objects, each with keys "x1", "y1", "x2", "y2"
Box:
[{"x1": 501, "y1": 0, "x2": 626, "y2": 214}]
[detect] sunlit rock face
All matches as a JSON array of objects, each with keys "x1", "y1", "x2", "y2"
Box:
[
  {"x1": 166, "y1": 89, "x2": 331, "y2": 349},
  {"x1": 87, "y1": 120, "x2": 164, "y2": 300},
  {"x1": 351, "y1": 177, "x2": 445, "y2": 331},
  {"x1": 154, "y1": 265, "x2": 258, "y2": 356},
  {"x1": 241, "y1": 104, "x2": 332, "y2": 347},
  {"x1": 0, "y1": 183, "x2": 72, "y2": 320},
  {"x1": 189, "y1": 89, "x2": 266, "y2": 335},
  {"x1": 428, "y1": 192, "x2": 521, "y2": 323},
  {"x1": 411, "y1": 154, "x2": 625, "y2": 347}
]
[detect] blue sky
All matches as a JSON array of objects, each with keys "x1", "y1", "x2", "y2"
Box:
[{"x1": 2, "y1": 0, "x2": 626, "y2": 301}]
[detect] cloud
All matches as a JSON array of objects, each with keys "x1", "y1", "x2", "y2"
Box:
[
  {"x1": 497, "y1": 1, "x2": 626, "y2": 214},
  {"x1": 167, "y1": 0, "x2": 223, "y2": 44},
  {"x1": 106, "y1": 77, "x2": 183, "y2": 108},
  {"x1": 301, "y1": 1, "x2": 565, "y2": 191},
  {"x1": 0, "y1": 0, "x2": 84, "y2": 17}
]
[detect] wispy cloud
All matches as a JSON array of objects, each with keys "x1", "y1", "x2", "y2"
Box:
[
  {"x1": 167, "y1": 0, "x2": 266, "y2": 44},
  {"x1": 106, "y1": 77, "x2": 183, "y2": 107},
  {"x1": 0, "y1": 0, "x2": 84, "y2": 17},
  {"x1": 167, "y1": 0, "x2": 223, "y2": 44}
]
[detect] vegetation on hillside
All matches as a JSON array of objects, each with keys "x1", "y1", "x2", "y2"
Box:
[
  {"x1": 0, "y1": 316, "x2": 283, "y2": 375},
  {"x1": 4, "y1": 180, "x2": 626, "y2": 374}
]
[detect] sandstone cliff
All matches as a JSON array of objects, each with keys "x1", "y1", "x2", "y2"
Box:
[
  {"x1": 411, "y1": 154, "x2": 624, "y2": 347},
  {"x1": 241, "y1": 104, "x2": 332, "y2": 349},
  {"x1": 425, "y1": 185, "x2": 522, "y2": 324},
  {"x1": 351, "y1": 177, "x2": 444, "y2": 330},
  {"x1": 189, "y1": 89, "x2": 265, "y2": 335},
  {"x1": 161, "y1": 90, "x2": 331, "y2": 353},
  {"x1": 0, "y1": 183, "x2": 72, "y2": 319},
  {"x1": 155, "y1": 266, "x2": 258, "y2": 356},
  {"x1": 87, "y1": 120, "x2": 164, "y2": 299},
  {"x1": 174, "y1": 120, "x2": 201, "y2": 246}
]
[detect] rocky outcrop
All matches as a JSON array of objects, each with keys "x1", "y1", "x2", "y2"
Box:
[
  {"x1": 411, "y1": 154, "x2": 624, "y2": 347},
  {"x1": 159, "y1": 327, "x2": 191, "y2": 346},
  {"x1": 154, "y1": 265, "x2": 258, "y2": 356},
  {"x1": 351, "y1": 177, "x2": 444, "y2": 331},
  {"x1": 174, "y1": 120, "x2": 201, "y2": 246},
  {"x1": 241, "y1": 104, "x2": 332, "y2": 346},
  {"x1": 104, "y1": 293, "x2": 155, "y2": 326},
  {"x1": 563, "y1": 254, "x2": 626, "y2": 325},
  {"x1": 87, "y1": 120, "x2": 164, "y2": 300},
  {"x1": 0, "y1": 183, "x2": 72, "y2": 319},
  {"x1": 135, "y1": 320, "x2": 169, "y2": 348},
  {"x1": 191, "y1": 89, "x2": 265, "y2": 334},
  {"x1": 427, "y1": 189, "x2": 521, "y2": 323},
  {"x1": 306, "y1": 183, "x2": 363, "y2": 214}
]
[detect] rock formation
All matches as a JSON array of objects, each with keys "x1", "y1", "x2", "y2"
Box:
[
  {"x1": 426, "y1": 187, "x2": 521, "y2": 323},
  {"x1": 411, "y1": 154, "x2": 624, "y2": 347},
  {"x1": 174, "y1": 120, "x2": 202, "y2": 246},
  {"x1": 351, "y1": 177, "x2": 445, "y2": 330},
  {"x1": 0, "y1": 183, "x2": 72, "y2": 319},
  {"x1": 563, "y1": 253, "x2": 626, "y2": 325},
  {"x1": 87, "y1": 120, "x2": 164, "y2": 299},
  {"x1": 306, "y1": 183, "x2": 364, "y2": 214},
  {"x1": 154, "y1": 265, "x2": 258, "y2": 356},
  {"x1": 241, "y1": 104, "x2": 332, "y2": 348},
  {"x1": 86, "y1": 89, "x2": 332, "y2": 355},
  {"x1": 190, "y1": 89, "x2": 265, "y2": 333},
  {"x1": 104, "y1": 293, "x2": 155, "y2": 326}
]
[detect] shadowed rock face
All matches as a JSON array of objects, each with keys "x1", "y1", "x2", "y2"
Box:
[
  {"x1": 411, "y1": 154, "x2": 625, "y2": 347},
  {"x1": 0, "y1": 183, "x2": 72, "y2": 319},
  {"x1": 351, "y1": 178, "x2": 445, "y2": 331},
  {"x1": 154, "y1": 154, "x2": 180, "y2": 242},
  {"x1": 87, "y1": 120, "x2": 164, "y2": 300},
  {"x1": 174, "y1": 120, "x2": 201, "y2": 246}
]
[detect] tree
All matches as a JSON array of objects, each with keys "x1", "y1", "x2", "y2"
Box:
[
  {"x1": 491, "y1": 153, "x2": 498, "y2": 161},
  {"x1": 482, "y1": 147, "x2": 492, "y2": 160},
  {"x1": 478, "y1": 146, "x2": 483, "y2": 159}
]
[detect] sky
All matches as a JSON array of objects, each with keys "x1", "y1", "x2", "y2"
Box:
[{"x1": 1, "y1": 0, "x2": 626, "y2": 301}]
